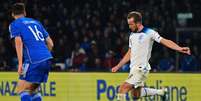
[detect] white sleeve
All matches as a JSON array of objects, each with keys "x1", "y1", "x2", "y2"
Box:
[
  {"x1": 151, "y1": 31, "x2": 163, "y2": 43},
  {"x1": 129, "y1": 36, "x2": 132, "y2": 48}
]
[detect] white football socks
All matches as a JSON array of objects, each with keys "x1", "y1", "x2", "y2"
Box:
[{"x1": 140, "y1": 87, "x2": 164, "y2": 97}]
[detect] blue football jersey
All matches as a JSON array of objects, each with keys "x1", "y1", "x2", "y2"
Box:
[{"x1": 9, "y1": 17, "x2": 53, "y2": 64}]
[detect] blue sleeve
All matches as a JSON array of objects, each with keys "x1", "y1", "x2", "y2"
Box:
[
  {"x1": 38, "y1": 21, "x2": 49, "y2": 39},
  {"x1": 42, "y1": 27, "x2": 49, "y2": 39},
  {"x1": 9, "y1": 22, "x2": 21, "y2": 39}
]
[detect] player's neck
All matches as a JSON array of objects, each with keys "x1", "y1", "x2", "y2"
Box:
[
  {"x1": 14, "y1": 14, "x2": 25, "y2": 20},
  {"x1": 137, "y1": 24, "x2": 144, "y2": 32}
]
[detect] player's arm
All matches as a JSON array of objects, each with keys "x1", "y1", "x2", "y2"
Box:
[
  {"x1": 160, "y1": 38, "x2": 191, "y2": 55},
  {"x1": 45, "y1": 36, "x2": 54, "y2": 51},
  {"x1": 38, "y1": 21, "x2": 54, "y2": 51},
  {"x1": 111, "y1": 48, "x2": 131, "y2": 72},
  {"x1": 15, "y1": 36, "x2": 23, "y2": 75}
]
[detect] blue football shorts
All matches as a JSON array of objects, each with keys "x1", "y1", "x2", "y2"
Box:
[{"x1": 19, "y1": 60, "x2": 51, "y2": 84}]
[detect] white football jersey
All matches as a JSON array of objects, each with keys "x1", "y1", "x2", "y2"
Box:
[{"x1": 129, "y1": 27, "x2": 163, "y2": 70}]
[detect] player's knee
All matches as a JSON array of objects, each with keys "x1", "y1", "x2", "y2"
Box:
[
  {"x1": 118, "y1": 85, "x2": 124, "y2": 93},
  {"x1": 16, "y1": 87, "x2": 24, "y2": 94},
  {"x1": 17, "y1": 81, "x2": 39, "y2": 94},
  {"x1": 16, "y1": 86, "x2": 31, "y2": 94},
  {"x1": 16, "y1": 85, "x2": 30, "y2": 94},
  {"x1": 16, "y1": 80, "x2": 26, "y2": 94},
  {"x1": 122, "y1": 84, "x2": 129, "y2": 90},
  {"x1": 119, "y1": 83, "x2": 132, "y2": 93}
]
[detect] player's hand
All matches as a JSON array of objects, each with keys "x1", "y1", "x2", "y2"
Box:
[
  {"x1": 18, "y1": 64, "x2": 23, "y2": 75},
  {"x1": 178, "y1": 47, "x2": 191, "y2": 55},
  {"x1": 111, "y1": 65, "x2": 120, "y2": 73}
]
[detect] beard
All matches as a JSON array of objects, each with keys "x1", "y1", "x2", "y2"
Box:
[{"x1": 132, "y1": 27, "x2": 138, "y2": 32}]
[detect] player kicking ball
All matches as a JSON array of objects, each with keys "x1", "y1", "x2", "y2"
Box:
[{"x1": 111, "y1": 11, "x2": 191, "y2": 101}]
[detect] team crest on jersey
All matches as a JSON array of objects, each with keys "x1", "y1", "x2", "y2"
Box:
[{"x1": 138, "y1": 34, "x2": 144, "y2": 43}]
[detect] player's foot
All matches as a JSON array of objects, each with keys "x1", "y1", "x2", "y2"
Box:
[{"x1": 160, "y1": 88, "x2": 168, "y2": 101}]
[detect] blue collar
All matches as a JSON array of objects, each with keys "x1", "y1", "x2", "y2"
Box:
[{"x1": 138, "y1": 27, "x2": 147, "y2": 33}]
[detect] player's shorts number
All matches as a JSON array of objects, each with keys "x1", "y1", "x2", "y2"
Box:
[{"x1": 28, "y1": 25, "x2": 45, "y2": 41}]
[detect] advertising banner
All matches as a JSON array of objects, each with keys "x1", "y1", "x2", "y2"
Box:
[{"x1": 0, "y1": 72, "x2": 200, "y2": 101}]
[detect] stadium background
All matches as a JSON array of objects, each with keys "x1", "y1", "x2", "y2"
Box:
[{"x1": 0, "y1": 0, "x2": 201, "y2": 101}]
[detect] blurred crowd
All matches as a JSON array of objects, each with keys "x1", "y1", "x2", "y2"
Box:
[{"x1": 0, "y1": 0, "x2": 201, "y2": 72}]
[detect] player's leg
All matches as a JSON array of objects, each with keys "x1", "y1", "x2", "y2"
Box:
[
  {"x1": 131, "y1": 68, "x2": 167, "y2": 100},
  {"x1": 128, "y1": 66, "x2": 167, "y2": 99},
  {"x1": 130, "y1": 87, "x2": 141, "y2": 99},
  {"x1": 131, "y1": 86, "x2": 167, "y2": 99},
  {"x1": 17, "y1": 80, "x2": 40, "y2": 101},
  {"x1": 116, "y1": 68, "x2": 138, "y2": 101},
  {"x1": 16, "y1": 80, "x2": 26, "y2": 93},
  {"x1": 18, "y1": 60, "x2": 51, "y2": 101},
  {"x1": 140, "y1": 87, "x2": 167, "y2": 97},
  {"x1": 17, "y1": 62, "x2": 32, "y2": 101},
  {"x1": 117, "y1": 82, "x2": 133, "y2": 101},
  {"x1": 17, "y1": 64, "x2": 34, "y2": 101},
  {"x1": 17, "y1": 80, "x2": 32, "y2": 101},
  {"x1": 30, "y1": 60, "x2": 51, "y2": 101},
  {"x1": 30, "y1": 83, "x2": 42, "y2": 101},
  {"x1": 31, "y1": 91, "x2": 42, "y2": 101}
]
